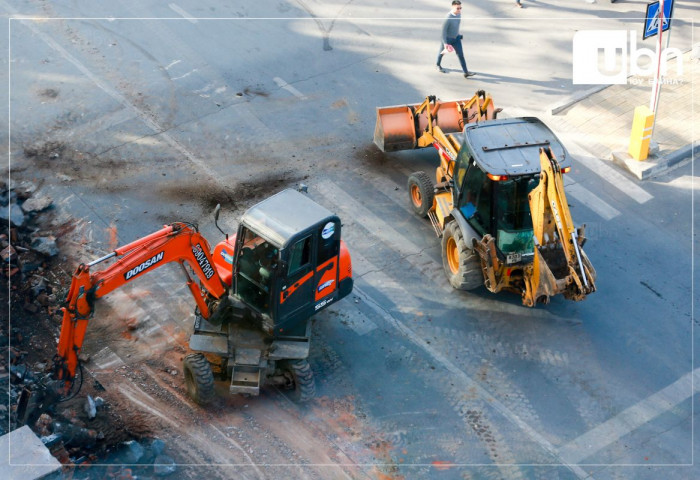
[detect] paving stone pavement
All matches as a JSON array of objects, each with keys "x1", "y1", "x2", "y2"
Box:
[{"x1": 548, "y1": 48, "x2": 699, "y2": 180}]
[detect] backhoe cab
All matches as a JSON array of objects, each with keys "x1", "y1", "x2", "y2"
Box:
[{"x1": 438, "y1": 118, "x2": 595, "y2": 306}]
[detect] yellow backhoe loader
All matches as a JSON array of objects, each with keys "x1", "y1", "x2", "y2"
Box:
[{"x1": 374, "y1": 92, "x2": 595, "y2": 306}]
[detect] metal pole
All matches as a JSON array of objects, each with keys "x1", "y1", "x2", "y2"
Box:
[{"x1": 649, "y1": 0, "x2": 665, "y2": 113}]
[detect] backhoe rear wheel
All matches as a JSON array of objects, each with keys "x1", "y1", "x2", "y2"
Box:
[
  {"x1": 183, "y1": 353, "x2": 215, "y2": 405},
  {"x1": 281, "y1": 359, "x2": 315, "y2": 403},
  {"x1": 407, "y1": 171, "x2": 434, "y2": 218},
  {"x1": 442, "y1": 221, "x2": 483, "y2": 290}
]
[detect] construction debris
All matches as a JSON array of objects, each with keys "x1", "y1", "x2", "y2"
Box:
[{"x1": 1, "y1": 181, "x2": 176, "y2": 476}]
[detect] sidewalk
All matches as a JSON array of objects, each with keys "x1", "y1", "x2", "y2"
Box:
[{"x1": 547, "y1": 48, "x2": 699, "y2": 180}]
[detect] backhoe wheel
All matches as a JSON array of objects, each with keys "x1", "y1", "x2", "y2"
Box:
[
  {"x1": 441, "y1": 221, "x2": 483, "y2": 291},
  {"x1": 183, "y1": 353, "x2": 215, "y2": 406},
  {"x1": 407, "y1": 171, "x2": 434, "y2": 218},
  {"x1": 281, "y1": 359, "x2": 315, "y2": 404}
]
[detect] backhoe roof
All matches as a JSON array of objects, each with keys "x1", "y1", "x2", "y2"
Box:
[
  {"x1": 240, "y1": 189, "x2": 337, "y2": 248},
  {"x1": 462, "y1": 117, "x2": 570, "y2": 176}
]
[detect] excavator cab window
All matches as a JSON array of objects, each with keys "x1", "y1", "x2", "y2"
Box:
[
  {"x1": 494, "y1": 176, "x2": 536, "y2": 262},
  {"x1": 235, "y1": 227, "x2": 278, "y2": 315},
  {"x1": 288, "y1": 235, "x2": 312, "y2": 275}
]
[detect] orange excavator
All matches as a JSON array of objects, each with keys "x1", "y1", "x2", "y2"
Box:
[{"x1": 51, "y1": 188, "x2": 353, "y2": 406}]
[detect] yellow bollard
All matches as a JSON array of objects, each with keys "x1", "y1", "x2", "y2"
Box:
[{"x1": 628, "y1": 105, "x2": 655, "y2": 161}]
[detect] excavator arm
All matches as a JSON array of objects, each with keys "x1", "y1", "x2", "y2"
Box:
[
  {"x1": 54, "y1": 222, "x2": 228, "y2": 385},
  {"x1": 524, "y1": 148, "x2": 597, "y2": 305}
]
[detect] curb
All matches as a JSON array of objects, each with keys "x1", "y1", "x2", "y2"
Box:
[
  {"x1": 548, "y1": 85, "x2": 610, "y2": 116},
  {"x1": 611, "y1": 141, "x2": 699, "y2": 180}
]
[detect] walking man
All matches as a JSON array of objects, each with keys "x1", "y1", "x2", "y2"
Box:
[{"x1": 436, "y1": 1, "x2": 475, "y2": 78}]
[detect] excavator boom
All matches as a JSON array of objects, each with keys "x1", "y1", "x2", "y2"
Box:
[{"x1": 55, "y1": 222, "x2": 227, "y2": 383}]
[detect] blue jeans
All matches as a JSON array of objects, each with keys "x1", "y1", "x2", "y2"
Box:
[{"x1": 436, "y1": 36, "x2": 468, "y2": 74}]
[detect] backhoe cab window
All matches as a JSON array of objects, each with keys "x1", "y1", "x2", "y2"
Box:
[
  {"x1": 458, "y1": 162, "x2": 491, "y2": 236},
  {"x1": 494, "y1": 177, "x2": 536, "y2": 258},
  {"x1": 236, "y1": 227, "x2": 278, "y2": 314}
]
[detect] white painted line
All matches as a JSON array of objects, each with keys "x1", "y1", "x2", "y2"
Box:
[
  {"x1": 342, "y1": 306, "x2": 378, "y2": 336},
  {"x1": 317, "y1": 180, "x2": 421, "y2": 257},
  {"x1": 316, "y1": 180, "x2": 452, "y2": 292},
  {"x1": 163, "y1": 59, "x2": 181, "y2": 70},
  {"x1": 171, "y1": 68, "x2": 197, "y2": 81},
  {"x1": 118, "y1": 385, "x2": 180, "y2": 428},
  {"x1": 564, "y1": 179, "x2": 621, "y2": 221},
  {"x1": 168, "y1": 3, "x2": 198, "y2": 23},
  {"x1": 575, "y1": 153, "x2": 654, "y2": 204},
  {"x1": 16, "y1": 18, "x2": 226, "y2": 192},
  {"x1": 557, "y1": 130, "x2": 653, "y2": 204},
  {"x1": 273, "y1": 77, "x2": 307, "y2": 100},
  {"x1": 353, "y1": 285, "x2": 590, "y2": 479},
  {"x1": 91, "y1": 347, "x2": 125, "y2": 370},
  {"x1": 557, "y1": 368, "x2": 699, "y2": 464}
]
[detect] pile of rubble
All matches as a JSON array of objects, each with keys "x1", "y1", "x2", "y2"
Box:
[{"x1": 2, "y1": 180, "x2": 178, "y2": 477}]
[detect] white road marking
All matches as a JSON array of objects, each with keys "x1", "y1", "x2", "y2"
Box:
[
  {"x1": 168, "y1": 3, "x2": 198, "y2": 24},
  {"x1": 564, "y1": 178, "x2": 621, "y2": 220},
  {"x1": 91, "y1": 347, "x2": 125, "y2": 370},
  {"x1": 163, "y1": 59, "x2": 181, "y2": 70},
  {"x1": 557, "y1": 130, "x2": 654, "y2": 204},
  {"x1": 118, "y1": 384, "x2": 181, "y2": 428},
  {"x1": 574, "y1": 154, "x2": 654, "y2": 204},
  {"x1": 342, "y1": 307, "x2": 378, "y2": 336},
  {"x1": 317, "y1": 180, "x2": 421, "y2": 257},
  {"x1": 273, "y1": 77, "x2": 307, "y2": 100},
  {"x1": 15, "y1": 17, "x2": 226, "y2": 191},
  {"x1": 353, "y1": 285, "x2": 590, "y2": 479},
  {"x1": 171, "y1": 68, "x2": 198, "y2": 80},
  {"x1": 557, "y1": 368, "x2": 699, "y2": 464}
]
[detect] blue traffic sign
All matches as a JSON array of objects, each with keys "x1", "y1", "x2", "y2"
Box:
[{"x1": 644, "y1": 0, "x2": 674, "y2": 39}]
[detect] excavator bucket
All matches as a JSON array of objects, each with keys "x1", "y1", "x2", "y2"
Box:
[{"x1": 373, "y1": 91, "x2": 499, "y2": 152}]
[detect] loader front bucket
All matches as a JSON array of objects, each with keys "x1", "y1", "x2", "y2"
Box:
[
  {"x1": 373, "y1": 105, "x2": 417, "y2": 152},
  {"x1": 374, "y1": 95, "x2": 488, "y2": 153}
]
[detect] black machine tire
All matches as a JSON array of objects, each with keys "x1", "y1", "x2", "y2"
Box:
[
  {"x1": 183, "y1": 353, "x2": 215, "y2": 405},
  {"x1": 441, "y1": 221, "x2": 483, "y2": 290},
  {"x1": 281, "y1": 359, "x2": 316, "y2": 403},
  {"x1": 407, "y1": 171, "x2": 434, "y2": 218}
]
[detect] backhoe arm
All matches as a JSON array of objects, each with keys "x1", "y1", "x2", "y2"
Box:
[
  {"x1": 55, "y1": 222, "x2": 227, "y2": 384},
  {"x1": 525, "y1": 148, "x2": 596, "y2": 305}
]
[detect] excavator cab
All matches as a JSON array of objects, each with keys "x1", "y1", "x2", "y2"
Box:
[{"x1": 232, "y1": 189, "x2": 353, "y2": 338}]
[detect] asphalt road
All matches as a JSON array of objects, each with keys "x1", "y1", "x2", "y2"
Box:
[{"x1": 1, "y1": 1, "x2": 698, "y2": 479}]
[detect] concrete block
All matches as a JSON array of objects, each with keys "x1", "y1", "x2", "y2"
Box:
[
  {"x1": 0, "y1": 426, "x2": 62, "y2": 480},
  {"x1": 612, "y1": 141, "x2": 699, "y2": 180}
]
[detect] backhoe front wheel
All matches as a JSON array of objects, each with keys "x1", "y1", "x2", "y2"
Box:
[
  {"x1": 441, "y1": 221, "x2": 483, "y2": 290},
  {"x1": 183, "y1": 353, "x2": 215, "y2": 405},
  {"x1": 280, "y1": 359, "x2": 315, "y2": 403},
  {"x1": 407, "y1": 171, "x2": 434, "y2": 218}
]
